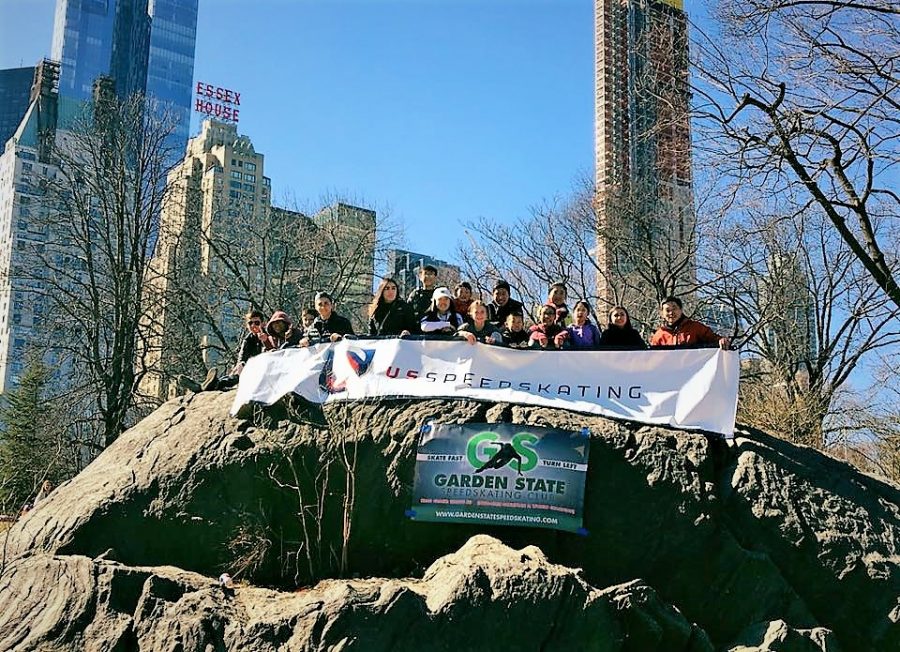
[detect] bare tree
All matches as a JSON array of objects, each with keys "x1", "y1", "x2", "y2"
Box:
[
  {"x1": 140, "y1": 185, "x2": 403, "y2": 401},
  {"x1": 692, "y1": 0, "x2": 900, "y2": 309},
  {"x1": 456, "y1": 174, "x2": 718, "y2": 331},
  {"x1": 23, "y1": 83, "x2": 177, "y2": 449}
]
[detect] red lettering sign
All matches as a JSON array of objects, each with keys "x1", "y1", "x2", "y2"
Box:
[{"x1": 193, "y1": 80, "x2": 242, "y2": 123}]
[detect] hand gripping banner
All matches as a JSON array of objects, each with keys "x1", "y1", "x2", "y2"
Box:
[
  {"x1": 409, "y1": 422, "x2": 591, "y2": 534},
  {"x1": 231, "y1": 339, "x2": 740, "y2": 436}
]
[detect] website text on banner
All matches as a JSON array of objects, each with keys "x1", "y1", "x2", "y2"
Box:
[
  {"x1": 231, "y1": 339, "x2": 740, "y2": 436},
  {"x1": 411, "y1": 423, "x2": 591, "y2": 533}
]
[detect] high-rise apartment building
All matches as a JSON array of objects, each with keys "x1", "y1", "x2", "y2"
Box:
[
  {"x1": 141, "y1": 120, "x2": 377, "y2": 401},
  {"x1": 0, "y1": 61, "x2": 80, "y2": 392},
  {"x1": 594, "y1": 0, "x2": 694, "y2": 318},
  {"x1": 51, "y1": 0, "x2": 198, "y2": 152}
]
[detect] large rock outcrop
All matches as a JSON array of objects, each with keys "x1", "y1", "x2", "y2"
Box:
[
  {"x1": 0, "y1": 535, "x2": 714, "y2": 652},
  {"x1": 3, "y1": 390, "x2": 899, "y2": 650}
]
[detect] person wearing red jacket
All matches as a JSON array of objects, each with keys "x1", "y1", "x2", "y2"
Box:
[{"x1": 650, "y1": 296, "x2": 731, "y2": 349}]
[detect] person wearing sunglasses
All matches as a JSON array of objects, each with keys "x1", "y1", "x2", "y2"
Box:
[{"x1": 185, "y1": 309, "x2": 275, "y2": 392}]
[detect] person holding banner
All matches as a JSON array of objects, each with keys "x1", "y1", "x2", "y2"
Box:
[
  {"x1": 420, "y1": 287, "x2": 466, "y2": 336},
  {"x1": 529, "y1": 304, "x2": 570, "y2": 350},
  {"x1": 566, "y1": 300, "x2": 602, "y2": 350},
  {"x1": 300, "y1": 292, "x2": 355, "y2": 346},
  {"x1": 368, "y1": 277, "x2": 417, "y2": 337},
  {"x1": 599, "y1": 306, "x2": 647, "y2": 350},
  {"x1": 501, "y1": 311, "x2": 530, "y2": 348},
  {"x1": 457, "y1": 300, "x2": 504, "y2": 345},
  {"x1": 650, "y1": 296, "x2": 731, "y2": 349},
  {"x1": 266, "y1": 310, "x2": 304, "y2": 349}
]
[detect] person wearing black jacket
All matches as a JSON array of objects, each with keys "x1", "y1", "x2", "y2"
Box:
[
  {"x1": 189, "y1": 309, "x2": 276, "y2": 392},
  {"x1": 368, "y1": 277, "x2": 417, "y2": 336},
  {"x1": 301, "y1": 291, "x2": 355, "y2": 346},
  {"x1": 598, "y1": 306, "x2": 647, "y2": 350},
  {"x1": 406, "y1": 264, "x2": 439, "y2": 319},
  {"x1": 487, "y1": 279, "x2": 525, "y2": 326}
]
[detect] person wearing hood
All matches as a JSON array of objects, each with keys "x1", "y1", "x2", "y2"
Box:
[
  {"x1": 267, "y1": 310, "x2": 304, "y2": 349},
  {"x1": 650, "y1": 296, "x2": 730, "y2": 349},
  {"x1": 598, "y1": 306, "x2": 647, "y2": 350},
  {"x1": 420, "y1": 287, "x2": 466, "y2": 336},
  {"x1": 300, "y1": 291, "x2": 355, "y2": 346},
  {"x1": 368, "y1": 277, "x2": 417, "y2": 336}
]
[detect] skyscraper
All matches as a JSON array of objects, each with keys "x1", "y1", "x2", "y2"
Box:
[
  {"x1": 50, "y1": 0, "x2": 198, "y2": 152},
  {"x1": 0, "y1": 67, "x2": 36, "y2": 149},
  {"x1": 594, "y1": 0, "x2": 694, "y2": 319}
]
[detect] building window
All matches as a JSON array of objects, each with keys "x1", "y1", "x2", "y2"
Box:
[
  {"x1": 243, "y1": 183, "x2": 255, "y2": 192},
  {"x1": 230, "y1": 171, "x2": 242, "y2": 180},
  {"x1": 229, "y1": 180, "x2": 242, "y2": 189},
  {"x1": 244, "y1": 173, "x2": 256, "y2": 182},
  {"x1": 245, "y1": 162, "x2": 256, "y2": 171}
]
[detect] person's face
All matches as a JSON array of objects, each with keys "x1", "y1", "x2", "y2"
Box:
[
  {"x1": 302, "y1": 313, "x2": 316, "y2": 328},
  {"x1": 383, "y1": 283, "x2": 398, "y2": 303},
  {"x1": 661, "y1": 301, "x2": 682, "y2": 325},
  {"x1": 573, "y1": 304, "x2": 588, "y2": 324},
  {"x1": 456, "y1": 286, "x2": 471, "y2": 301},
  {"x1": 610, "y1": 309, "x2": 628, "y2": 327},
  {"x1": 246, "y1": 316, "x2": 262, "y2": 333},
  {"x1": 541, "y1": 307, "x2": 556, "y2": 326},
  {"x1": 436, "y1": 296, "x2": 451, "y2": 312},
  {"x1": 317, "y1": 298, "x2": 333, "y2": 319},
  {"x1": 493, "y1": 287, "x2": 509, "y2": 306},
  {"x1": 507, "y1": 314, "x2": 524, "y2": 332},
  {"x1": 472, "y1": 305, "x2": 487, "y2": 324},
  {"x1": 272, "y1": 320, "x2": 287, "y2": 335},
  {"x1": 420, "y1": 269, "x2": 437, "y2": 288},
  {"x1": 549, "y1": 286, "x2": 566, "y2": 305}
]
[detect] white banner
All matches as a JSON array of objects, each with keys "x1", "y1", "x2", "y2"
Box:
[{"x1": 231, "y1": 339, "x2": 740, "y2": 436}]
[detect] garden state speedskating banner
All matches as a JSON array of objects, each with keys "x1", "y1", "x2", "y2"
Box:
[
  {"x1": 231, "y1": 338, "x2": 740, "y2": 436},
  {"x1": 410, "y1": 422, "x2": 591, "y2": 533}
]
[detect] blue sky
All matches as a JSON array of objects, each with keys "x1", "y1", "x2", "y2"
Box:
[{"x1": 0, "y1": 0, "x2": 596, "y2": 263}]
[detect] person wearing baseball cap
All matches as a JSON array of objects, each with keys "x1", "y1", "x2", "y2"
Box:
[{"x1": 419, "y1": 286, "x2": 466, "y2": 336}]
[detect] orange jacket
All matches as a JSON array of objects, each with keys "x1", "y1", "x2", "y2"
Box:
[{"x1": 650, "y1": 317, "x2": 720, "y2": 348}]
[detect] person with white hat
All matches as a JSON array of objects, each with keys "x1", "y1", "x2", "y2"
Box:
[{"x1": 419, "y1": 287, "x2": 465, "y2": 336}]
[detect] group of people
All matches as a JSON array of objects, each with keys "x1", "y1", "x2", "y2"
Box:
[
  {"x1": 187, "y1": 265, "x2": 730, "y2": 393},
  {"x1": 367, "y1": 267, "x2": 730, "y2": 351}
]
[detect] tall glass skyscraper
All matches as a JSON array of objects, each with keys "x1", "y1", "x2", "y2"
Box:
[
  {"x1": 146, "y1": 0, "x2": 199, "y2": 154},
  {"x1": 50, "y1": 0, "x2": 198, "y2": 153},
  {"x1": 0, "y1": 66, "x2": 35, "y2": 148}
]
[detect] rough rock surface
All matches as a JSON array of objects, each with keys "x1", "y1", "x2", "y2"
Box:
[
  {"x1": 3, "y1": 390, "x2": 900, "y2": 650},
  {"x1": 0, "y1": 535, "x2": 712, "y2": 652}
]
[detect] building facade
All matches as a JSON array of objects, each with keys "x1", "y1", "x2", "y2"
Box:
[
  {"x1": 0, "y1": 67, "x2": 36, "y2": 150},
  {"x1": 0, "y1": 61, "x2": 81, "y2": 393},
  {"x1": 140, "y1": 120, "x2": 377, "y2": 401},
  {"x1": 387, "y1": 249, "x2": 461, "y2": 300},
  {"x1": 51, "y1": 0, "x2": 198, "y2": 152},
  {"x1": 594, "y1": 0, "x2": 694, "y2": 319}
]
